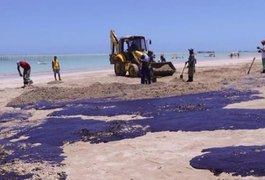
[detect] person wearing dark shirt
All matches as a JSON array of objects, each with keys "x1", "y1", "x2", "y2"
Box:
[{"x1": 185, "y1": 49, "x2": 197, "y2": 82}]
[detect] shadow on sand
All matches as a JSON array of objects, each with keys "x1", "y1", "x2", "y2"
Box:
[
  {"x1": 2, "y1": 89, "x2": 265, "y2": 177},
  {"x1": 190, "y1": 145, "x2": 265, "y2": 177}
]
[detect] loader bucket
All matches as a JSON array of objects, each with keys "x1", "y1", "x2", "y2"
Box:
[{"x1": 151, "y1": 62, "x2": 176, "y2": 77}]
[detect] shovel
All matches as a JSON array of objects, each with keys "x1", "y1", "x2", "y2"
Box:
[
  {"x1": 247, "y1": 57, "x2": 256, "y2": 74},
  {"x1": 180, "y1": 63, "x2": 187, "y2": 79}
]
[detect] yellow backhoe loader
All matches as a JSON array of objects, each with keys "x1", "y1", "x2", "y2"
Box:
[{"x1": 109, "y1": 30, "x2": 176, "y2": 77}]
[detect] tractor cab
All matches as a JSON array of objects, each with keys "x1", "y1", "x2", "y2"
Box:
[
  {"x1": 118, "y1": 36, "x2": 148, "y2": 65},
  {"x1": 119, "y1": 36, "x2": 147, "y2": 53}
]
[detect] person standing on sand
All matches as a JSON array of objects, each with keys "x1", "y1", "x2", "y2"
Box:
[
  {"x1": 52, "y1": 56, "x2": 61, "y2": 80},
  {"x1": 185, "y1": 48, "x2": 197, "y2": 82},
  {"x1": 17, "y1": 60, "x2": 33, "y2": 88},
  {"x1": 140, "y1": 54, "x2": 151, "y2": 84},
  {"x1": 147, "y1": 51, "x2": 157, "y2": 83},
  {"x1": 257, "y1": 40, "x2": 265, "y2": 73}
]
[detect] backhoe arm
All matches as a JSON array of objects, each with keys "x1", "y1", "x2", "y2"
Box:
[{"x1": 110, "y1": 30, "x2": 119, "y2": 54}]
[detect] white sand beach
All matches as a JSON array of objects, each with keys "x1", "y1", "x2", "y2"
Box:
[{"x1": 1, "y1": 58, "x2": 265, "y2": 179}]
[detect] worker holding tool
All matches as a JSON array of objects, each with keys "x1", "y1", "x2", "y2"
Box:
[
  {"x1": 185, "y1": 48, "x2": 197, "y2": 82},
  {"x1": 257, "y1": 40, "x2": 265, "y2": 73}
]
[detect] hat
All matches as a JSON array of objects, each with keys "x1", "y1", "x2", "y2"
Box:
[{"x1": 140, "y1": 54, "x2": 146, "y2": 60}]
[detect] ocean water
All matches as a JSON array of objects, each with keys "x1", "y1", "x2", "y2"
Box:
[
  {"x1": 0, "y1": 51, "x2": 260, "y2": 77},
  {"x1": 0, "y1": 54, "x2": 111, "y2": 77}
]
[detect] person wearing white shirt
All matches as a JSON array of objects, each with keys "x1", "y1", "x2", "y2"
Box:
[
  {"x1": 140, "y1": 54, "x2": 151, "y2": 84},
  {"x1": 257, "y1": 40, "x2": 265, "y2": 73}
]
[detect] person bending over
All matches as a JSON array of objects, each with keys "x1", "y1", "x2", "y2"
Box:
[{"x1": 17, "y1": 60, "x2": 33, "y2": 88}]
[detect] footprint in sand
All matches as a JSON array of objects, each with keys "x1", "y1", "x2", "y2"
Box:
[{"x1": 47, "y1": 81, "x2": 64, "y2": 85}]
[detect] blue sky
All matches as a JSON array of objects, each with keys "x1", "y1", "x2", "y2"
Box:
[{"x1": 0, "y1": 0, "x2": 264, "y2": 54}]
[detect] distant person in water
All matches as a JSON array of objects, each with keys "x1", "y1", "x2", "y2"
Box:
[
  {"x1": 185, "y1": 49, "x2": 197, "y2": 82},
  {"x1": 52, "y1": 56, "x2": 61, "y2": 80},
  {"x1": 17, "y1": 60, "x2": 33, "y2": 88}
]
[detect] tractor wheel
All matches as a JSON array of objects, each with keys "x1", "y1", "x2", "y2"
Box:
[
  {"x1": 114, "y1": 61, "x2": 126, "y2": 76},
  {"x1": 128, "y1": 64, "x2": 139, "y2": 77}
]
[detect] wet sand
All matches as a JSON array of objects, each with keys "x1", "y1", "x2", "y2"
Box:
[{"x1": 1, "y1": 58, "x2": 265, "y2": 179}]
